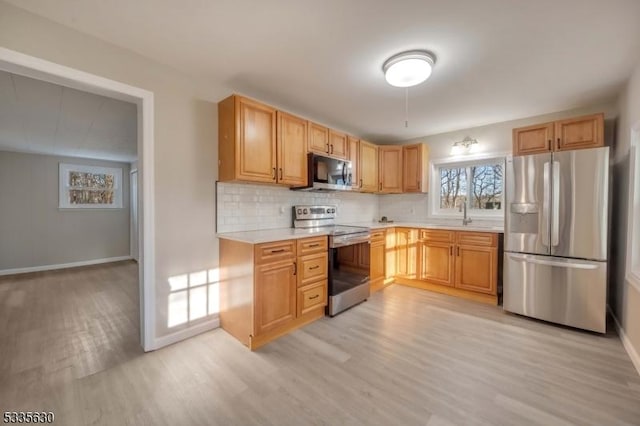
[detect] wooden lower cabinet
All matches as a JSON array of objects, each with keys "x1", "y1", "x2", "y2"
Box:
[
  {"x1": 418, "y1": 241, "x2": 454, "y2": 286},
  {"x1": 369, "y1": 236, "x2": 385, "y2": 293},
  {"x1": 254, "y1": 260, "x2": 297, "y2": 335},
  {"x1": 395, "y1": 228, "x2": 418, "y2": 279},
  {"x1": 454, "y1": 244, "x2": 496, "y2": 295},
  {"x1": 393, "y1": 228, "x2": 500, "y2": 305},
  {"x1": 219, "y1": 236, "x2": 327, "y2": 350}
]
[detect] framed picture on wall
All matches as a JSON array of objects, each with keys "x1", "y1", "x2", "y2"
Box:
[{"x1": 59, "y1": 163, "x2": 123, "y2": 209}]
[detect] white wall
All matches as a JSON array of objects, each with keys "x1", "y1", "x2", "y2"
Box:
[
  {"x1": 0, "y1": 2, "x2": 221, "y2": 341},
  {"x1": 0, "y1": 151, "x2": 130, "y2": 271},
  {"x1": 612, "y1": 58, "x2": 640, "y2": 363},
  {"x1": 216, "y1": 182, "x2": 378, "y2": 232}
]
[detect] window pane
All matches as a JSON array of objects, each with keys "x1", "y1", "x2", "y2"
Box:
[
  {"x1": 439, "y1": 166, "x2": 467, "y2": 209},
  {"x1": 469, "y1": 163, "x2": 503, "y2": 210}
]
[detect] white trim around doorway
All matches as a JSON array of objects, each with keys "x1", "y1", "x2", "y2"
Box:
[{"x1": 0, "y1": 47, "x2": 157, "y2": 352}]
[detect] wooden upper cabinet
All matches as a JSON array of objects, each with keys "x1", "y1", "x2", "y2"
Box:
[
  {"x1": 359, "y1": 140, "x2": 378, "y2": 193},
  {"x1": 378, "y1": 146, "x2": 403, "y2": 193},
  {"x1": 347, "y1": 136, "x2": 360, "y2": 190},
  {"x1": 218, "y1": 95, "x2": 277, "y2": 183},
  {"x1": 512, "y1": 122, "x2": 554, "y2": 156},
  {"x1": 513, "y1": 113, "x2": 605, "y2": 156},
  {"x1": 308, "y1": 122, "x2": 329, "y2": 155},
  {"x1": 402, "y1": 143, "x2": 429, "y2": 193},
  {"x1": 555, "y1": 113, "x2": 604, "y2": 151},
  {"x1": 276, "y1": 111, "x2": 308, "y2": 186},
  {"x1": 329, "y1": 130, "x2": 348, "y2": 159}
]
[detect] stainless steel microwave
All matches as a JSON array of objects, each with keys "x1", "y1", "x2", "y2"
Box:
[{"x1": 291, "y1": 153, "x2": 353, "y2": 191}]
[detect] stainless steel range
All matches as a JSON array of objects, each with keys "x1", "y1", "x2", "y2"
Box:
[{"x1": 293, "y1": 205, "x2": 370, "y2": 316}]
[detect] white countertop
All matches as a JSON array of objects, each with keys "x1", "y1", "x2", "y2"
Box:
[{"x1": 217, "y1": 221, "x2": 504, "y2": 244}]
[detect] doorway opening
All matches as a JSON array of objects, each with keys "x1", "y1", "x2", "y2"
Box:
[{"x1": 0, "y1": 47, "x2": 155, "y2": 351}]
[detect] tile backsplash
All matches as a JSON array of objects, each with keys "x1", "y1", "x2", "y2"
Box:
[
  {"x1": 378, "y1": 193, "x2": 430, "y2": 222},
  {"x1": 216, "y1": 182, "x2": 380, "y2": 233}
]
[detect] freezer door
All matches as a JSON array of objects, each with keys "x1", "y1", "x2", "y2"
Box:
[
  {"x1": 551, "y1": 147, "x2": 609, "y2": 261},
  {"x1": 503, "y1": 253, "x2": 606, "y2": 333},
  {"x1": 505, "y1": 153, "x2": 551, "y2": 255}
]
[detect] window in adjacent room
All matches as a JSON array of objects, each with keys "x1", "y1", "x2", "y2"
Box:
[{"x1": 430, "y1": 157, "x2": 505, "y2": 218}]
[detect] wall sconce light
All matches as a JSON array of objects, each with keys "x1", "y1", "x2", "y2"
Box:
[{"x1": 451, "y1": 136, "x2": 478, "y2": 155}]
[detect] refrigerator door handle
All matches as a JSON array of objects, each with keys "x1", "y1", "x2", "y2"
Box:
[
  {"x1": 552, "y1": 160, "x2": 560, "y2": 247},
  {"x1": 507, "y1": 253, "x2": 599, "y2": 270},
  {"x1": 541, "y1": 162, "x2": 550, "y2": 247}
]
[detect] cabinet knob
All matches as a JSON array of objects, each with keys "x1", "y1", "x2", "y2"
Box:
[
  {"x1": 272, "y1": 167, "x2": 276, "y2": 180},
  {"x1": 330, "y1": 144, "x2": 334, "y2": 154},
  {"x1": 279, "y1": 168, "x2": 283, "y2": 180},
  {"x1": 556, "y1": 138, "x2": 560, "y2": 150}
]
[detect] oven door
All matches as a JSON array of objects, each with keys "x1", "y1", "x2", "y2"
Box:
[{"x1": 328, "y1": 242, "x2": 370, "y2": 316}]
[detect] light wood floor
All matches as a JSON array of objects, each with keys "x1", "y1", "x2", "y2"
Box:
[{"x1": 1, "y1": 263, "x2": 639, "y2": 425}]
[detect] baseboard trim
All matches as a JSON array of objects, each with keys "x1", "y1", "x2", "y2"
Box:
[
  {"x1": 0, "y1": 256, "x2": 133, "y2": 276},
  {"x1": 610, "y1": 307, "x2": 640, "y2": 377},
  {"x1": 151, "y1": 317, "x2": 220, "y2": 351}
]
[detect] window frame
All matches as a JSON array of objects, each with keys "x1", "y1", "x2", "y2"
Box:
[
  {"x1": 429, "y1": 154, "x2": 507, "y2": 219},
  {"x1": 627, "y1": 121, "x2": 640, "y2": 289}
]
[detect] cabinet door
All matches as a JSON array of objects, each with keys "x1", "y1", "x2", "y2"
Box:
[
  {"x1": 254, "y1": 260, "x2": 297, "y2": 335},
  {"x1": 237, "y1": 96, "x2": 277, "y2": 182},
  {"x1": 308, "y1": 121, "x2": 329, "y2": 155},
  {"x1": 277, "y1": 111, "x2": 308, "y2": 186},
  {"x1": 454, "y1": 245, "x2": 497, "y2": 295},
  {"x1": 555, "y1": 113, "x2": 604, "y2": 151},
  {"x1": 402, "y1": 144, "x2": 428, "y2": 192},
  {"x1": 329, "y1": 130, "x2": 348, "y2": 159},
  {"x1": 348, "y1": 137, "x2": 360, "y2": 190},
  {"x1": 385, "y1": 228, "x2": 396, "y2": 280},
  {"x1": 512, "y1": 122, "x2": 553, "y2": 156},
  {"x1": 370, "y1": 240, "x2": 385, "y2": 288},
  {"x1": 395, "y1": 228, "x2": 417, "y2": 278},
  {"x1": 359, "y1": 140, "x2": 378, "y2": 192},
  {"x1": 418, "y1": 241, "x2": 454, "y2": 286},
  {"x1": 378, "y1": 146, "x2": 403, "y2": 193}
]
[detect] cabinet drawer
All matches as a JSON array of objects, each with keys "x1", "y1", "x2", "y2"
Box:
[
  {"x1": 255, "y1": 240, "x2": 296, "y2": 264},
  {"x1": 297, "y1": 252, "x2": 328, "y2": 287},
  {"x1": 297, "y1": 281, "x2": 327, "y2": 316},
  {"x1": 297, "y1": 236, "x2": 328, "y2": 256},
  {"x1": 371, "y1": 229, "x2": 386, "y2": 242},
  {"x1": 456, "y1": 232, "x2": 497, "y2": 247},
  {"x1": 419, "y1": 229, "x2": 455, "y2": 243}
]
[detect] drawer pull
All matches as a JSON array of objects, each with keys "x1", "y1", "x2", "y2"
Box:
[
  {"x1": 308, "y1": 243, "x2": 320, "y2": 248},
  {"x1": 293, "y1": 261, "x2": 297, "y2": 276},
  {"x1": 309, "y1": 265, "x2": 320, "y2": 270},
  {"x1": 309, "y1": 294, "x2": 320, "y2": 300},
  {"x1": 270, "y1": 249, "x2": 286, "y2": 254}
]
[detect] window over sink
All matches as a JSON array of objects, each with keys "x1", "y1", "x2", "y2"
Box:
[{"x1": 429, "y1": 156, "x2": 505, "y2": 219}]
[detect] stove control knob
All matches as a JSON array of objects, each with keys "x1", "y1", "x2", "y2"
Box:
[
  {"x1": 330, "y1": 208, "x2": 335, "y2": 213},
  {"x1": 303, "y1": 208, "x2": 308, "y2": 214},
  {"x1": 297, "y1": 208, "x2": 302, "y2": 215}
]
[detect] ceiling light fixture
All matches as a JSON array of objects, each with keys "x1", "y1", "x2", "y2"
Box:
[{"x1": 382, "y1": 50, "x2": 436, "y2": 88}]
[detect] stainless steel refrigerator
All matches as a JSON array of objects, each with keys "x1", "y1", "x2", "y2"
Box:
[{"x1": 503, "y1": 146, "x2": 609, "y2": 333}]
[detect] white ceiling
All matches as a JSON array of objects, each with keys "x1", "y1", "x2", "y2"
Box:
[
  {"x1": 8, "y1": 0, "x2": 640, "y2": 142},
  {"x1": 0, "y1": 69, "x2": 137, "y2": 162}
]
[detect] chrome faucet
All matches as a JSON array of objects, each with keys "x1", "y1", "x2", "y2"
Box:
[{"x1": 459, "y1": 202, "x2": 472, "y2": 226}]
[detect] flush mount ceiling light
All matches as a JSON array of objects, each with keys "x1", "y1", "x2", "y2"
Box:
[{"x1": 382, "y1": 50, "x2": 436, "y2": 87}]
